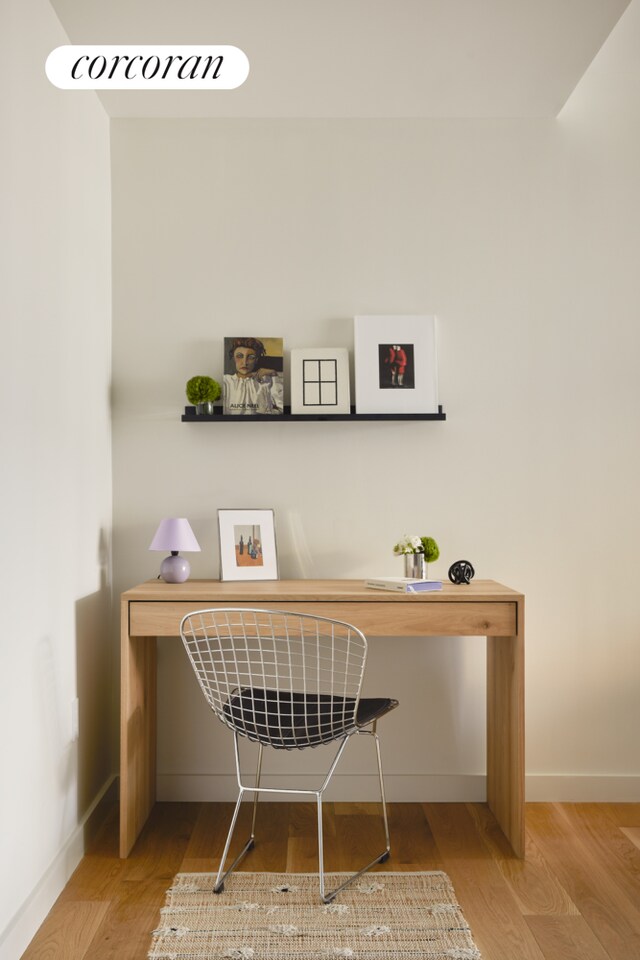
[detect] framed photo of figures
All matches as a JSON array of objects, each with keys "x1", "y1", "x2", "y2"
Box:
[
  {"x1": 354, "y1": 315, "x2": 438, "y2": 414},
  {"x1": 290, "y1": 347, "x2": 351, "y2": 415},
  {"x1": 223, "y1": 337, "x2": 284, "y2": 415},
  {"x1": 218, "y1": 508, "x2": 279, "y2": 581}
]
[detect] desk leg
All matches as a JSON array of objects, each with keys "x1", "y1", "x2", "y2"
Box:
[
  {"x1": 487, "y1": 622, "x2": 525, "y2": 858},
  {"x1": 120, "y1": 603, "x2": 157, "y2": 857}
]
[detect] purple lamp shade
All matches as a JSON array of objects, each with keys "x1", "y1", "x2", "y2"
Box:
[{"x1": 149, "y1": 518, "x2": 201, "y2": 583}]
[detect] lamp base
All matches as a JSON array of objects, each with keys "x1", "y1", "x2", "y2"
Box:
[{"x1": 160, "y1": 553, "x2": 191, "y2": 583}]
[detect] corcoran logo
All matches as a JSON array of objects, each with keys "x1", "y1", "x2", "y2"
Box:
[{"x1": 45, "y1": 45, "x2": 249, "y2": 89}]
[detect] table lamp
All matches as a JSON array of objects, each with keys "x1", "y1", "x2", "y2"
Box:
[{"x1": 149, "y1": 517, "x2": 201, "y2": 583}]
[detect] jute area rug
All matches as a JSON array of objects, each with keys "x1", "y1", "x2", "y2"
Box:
[{"x1": 149, "y1": 871, "x2": 483, "y2": 959}]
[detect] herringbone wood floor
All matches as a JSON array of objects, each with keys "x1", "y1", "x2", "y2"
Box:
[{"x1": 20, "y1": 800, "x2": 640, "y2": 960}]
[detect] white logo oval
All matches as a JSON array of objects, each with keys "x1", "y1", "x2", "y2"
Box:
[{"x1": 45, "y1": 45, "x2": 249, "y2": 90}]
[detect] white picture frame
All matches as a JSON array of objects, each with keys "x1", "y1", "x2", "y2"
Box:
[
  {"x1": 354, "y1": 315, "x2": 438, "y2": 414},
  {"x1": 290, "y1": 347, "x2": 351, "y2": 415},
  {"x1": 218, "y1": 508, "x2": 279, "y2": 581}
]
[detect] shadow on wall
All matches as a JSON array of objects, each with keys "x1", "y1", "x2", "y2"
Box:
[{"x1": 75, "y1": 530, "x2": 112, "y2": 823}]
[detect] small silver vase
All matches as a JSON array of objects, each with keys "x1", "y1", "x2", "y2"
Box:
[
  {"x1": 404, "y1": 553, "x2": 426, "y2": 579},
  {"x1": 195, "y1": 401, "x2": 215, "y2": 415}
]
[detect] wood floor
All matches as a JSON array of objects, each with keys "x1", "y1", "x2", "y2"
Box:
[{"x1": 21, "y1": 800, "x2": 640, "y2": 960}]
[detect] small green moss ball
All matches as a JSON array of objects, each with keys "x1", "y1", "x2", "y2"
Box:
[
  {"x1": 186, "y1": 375, "x2": 221, "y2": 405},
  {"x1": 421, "y1": 536, "x2": 440, "y2": 563}
]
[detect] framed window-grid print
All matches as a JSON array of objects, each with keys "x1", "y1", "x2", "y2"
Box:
[
  {"x1": 290, "y1": 347, "x2": 351, "y2": 415},
  {"x1": 354, "y1": 315, "x2": 438, "y2": 414},
  {"x1": 218, "y1": 508, "x2": 279, "y2": 581}
]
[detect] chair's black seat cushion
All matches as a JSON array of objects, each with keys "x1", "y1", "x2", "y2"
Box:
[{"x1": 222, "y1": 688, "x2": 398, "y2": 749}]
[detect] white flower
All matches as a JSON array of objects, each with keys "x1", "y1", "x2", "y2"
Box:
[
  {"x1": 223, "y1": 949, "x2": 255, "y2": 959},
  {"x1": 393, "y1": 534, "x2": 424, "y2": 555},
  {"x1": 325, "y1": 949, "x2": 355, "y2": 957},
  {"x1": 268, "y1": 923, "x2": 299, "y2": 936}
]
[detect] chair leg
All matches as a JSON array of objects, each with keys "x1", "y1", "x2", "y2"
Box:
[
  {"x1": 372, "y1": 724, "x2": 391, "y2": 858},
  {"x1": 316, "y1": 728, "x2": 391, "y2": 903},
  {"x1": 250, "y1": 743, "x2": 263, "y2": 840},
  {"x1": 213, "y1": 737, "x2": 263, "y2": 893},
  {"x1": 214, "y1": 730, "x2": 391, "y2": 903}
]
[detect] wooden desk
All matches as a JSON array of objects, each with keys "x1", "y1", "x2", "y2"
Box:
[{"x1": 120, "y1": 578, "x2": 524, "y2": 858}]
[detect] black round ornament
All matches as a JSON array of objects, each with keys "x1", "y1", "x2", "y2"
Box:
[{"x1": 448, "y1": 560, "x2": 475, "y2": 585}]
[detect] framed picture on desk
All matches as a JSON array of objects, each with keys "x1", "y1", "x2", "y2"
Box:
[{"x1": 218, "y1": 508, "x2": 279, "y2": 581}]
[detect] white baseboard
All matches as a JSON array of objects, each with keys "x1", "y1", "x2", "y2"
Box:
[
  {"x1": 157, "y1": 773, "x2": 640, "y2": 804},
  {"x1": 525, "y1": 776, "x2": 640, "y2": 802},
  {"x1": 0, "y1": 775, "x2": 117, "y2": 960},
  {"x1": 157, "y1": 774, "x2": 488, "y2": 802}
]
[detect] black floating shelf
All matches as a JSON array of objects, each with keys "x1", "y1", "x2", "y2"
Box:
[{"x1": 182, "y1": 405, "x2": 446, "y2": 422}]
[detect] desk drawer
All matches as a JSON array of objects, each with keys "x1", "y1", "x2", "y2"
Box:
[{"x1": 128, "y1": 600, "x2": 517, "y2": 638}]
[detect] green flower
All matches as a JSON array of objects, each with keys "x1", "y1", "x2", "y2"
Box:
[
  {"x1": 420, "y1": 537, "x2": 440, "y2": 562},
  {"x1": 186, "y1": 375, "x2": 221, "y2": 404}
]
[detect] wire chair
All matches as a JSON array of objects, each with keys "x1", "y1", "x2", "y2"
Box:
[{"x1": 180, "y1": 607, "x2": 399, "y2": 903}]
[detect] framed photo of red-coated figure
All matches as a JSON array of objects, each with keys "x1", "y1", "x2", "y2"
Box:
[
  {"x1": 354, "y1": 315, "x2": 438, "y2": 414},
  {"x1": 218, "y1": 508, "x2": 279, "y2": 581}
]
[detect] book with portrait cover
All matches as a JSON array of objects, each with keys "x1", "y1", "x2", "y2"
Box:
[{"x1": 223, "y1": 337, "x2": 284, "y2": 415}]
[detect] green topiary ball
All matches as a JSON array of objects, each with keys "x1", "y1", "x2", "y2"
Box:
[
  {"x1": 186, "y1": 375, "x2": 221, "y2": 405},
  {"x1": 420, "y1": 536, "x2": 440, "y2": 563}
]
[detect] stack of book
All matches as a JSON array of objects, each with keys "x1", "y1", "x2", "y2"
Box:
[{"x1": 365, "y1": 577, "x2": 443, "y2": 593}]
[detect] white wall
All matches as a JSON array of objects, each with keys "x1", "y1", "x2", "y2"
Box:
[
  {"x1": 110, "y1": 6, "x2": 640, "y2": 804},
  {"x1": 0, "y1": 2, "x2": 112, "y2": 956}
]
